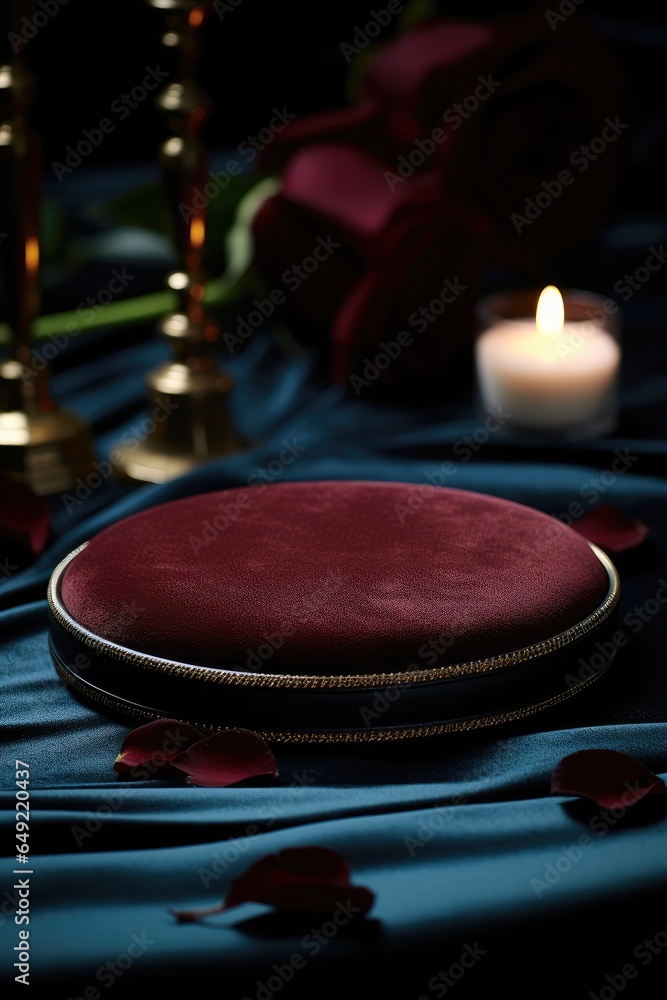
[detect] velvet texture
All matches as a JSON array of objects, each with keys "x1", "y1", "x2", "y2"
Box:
[
  {"x1": 2, "y1": 148, "x2": 667, "y2": 994},
  {"x1": 59, "y1": 483, "x2": 609, "y2": 672}
]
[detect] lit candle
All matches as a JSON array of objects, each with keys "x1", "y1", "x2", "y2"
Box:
[{"x1": 475, "y1": 286, "x2": 621, "y2": 434}]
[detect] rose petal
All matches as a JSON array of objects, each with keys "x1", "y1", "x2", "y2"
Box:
[
  {"x1": 260, "y1": 100, "x2": 385, "y2": 172},
  {"x1": 225, "y1": 846, "x2": 350, "y2": 907},
  {"x1": 280, "y1": 145, "x2": 439, "y2": 254},
  {"x1": 252, "y1": 193, "x2": 361, "y2": 326},
  {"x1": 114, "y1": 719, "x2": 204, "y2": 775},
  {"x1": 0, "y1": 474, "x2": 51, "y2": 555},
  {"x1": 365, "y1": 19, "x2": 499, "y2": 145},
  {"x1": 572, "y1": 505, "x2": 649, "y2": 554},
  {"x1": 224, "y1": 846, "x2": 374, "y2": 914},
  {"x1": 170, "y1": 729, "x2": 278, "y2": 787},
  {"x1": 171, "y1": 847, "x2": 375, "y2": 922},
  {"x1": 332, "y1": 200, "x2": 487, "y2": 398},
  {"x1": 551, "y1": 749, "x2": 666, "y2": 810}
]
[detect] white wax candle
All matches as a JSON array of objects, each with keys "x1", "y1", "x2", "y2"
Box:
[{"x1": 476, "y1": 289, "x2": 620, "y2": 430}]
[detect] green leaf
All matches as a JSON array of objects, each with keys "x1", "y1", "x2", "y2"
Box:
[
  {"x1": 0, "y1": 176, "x2": 281, "y2": 345},
  {"x1": 96, "y1": 169, "x2": 260, "y2": 273},
  {"x1": 224, "y1": 176, "x2": 280, "y2": 285}
]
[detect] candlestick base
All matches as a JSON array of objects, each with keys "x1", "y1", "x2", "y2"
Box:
[
  {"x1": 112, "y1": 358, "x2": 245, "y2": 485},
  {"x1": 0, "y1": 361, "x2": 96, "y2": 496},
  {"x1": 112, "y1": 0, "x2": 249, "y2": 486}
]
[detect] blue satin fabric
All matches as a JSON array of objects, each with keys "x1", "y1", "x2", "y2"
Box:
[{"x1": 2, "y1": 178, "x2": 667, "y2": 994}]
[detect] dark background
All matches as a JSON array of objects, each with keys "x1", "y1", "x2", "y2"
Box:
[
  {"x1": 2, "y1": 8, "x2": 667, "y2": 993},
  {"x1": 22, "y1": 0, "x2": 667, "y2": 224},
  {"x1": 2, "y1": 0, "x2": 664, "y2": 401}
]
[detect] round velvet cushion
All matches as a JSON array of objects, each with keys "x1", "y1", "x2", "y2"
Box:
[{"x1": 60, "y1": 481, "x2": 609, "y2": 674}]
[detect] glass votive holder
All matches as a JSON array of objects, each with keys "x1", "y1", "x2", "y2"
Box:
[{"x1": 475, "y1": 287, "x2": 621, "y2": 440}]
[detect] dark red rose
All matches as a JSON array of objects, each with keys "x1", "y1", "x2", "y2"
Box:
[
  {"x1": 253, "y1": 11, "x2": 623, "y2": 399},
  {"x1": 252, "y1": 145, "x2": 487, "y2": 398},
  {"x1": 456, "y1": 14, "x2": 626, "y2": 272}
]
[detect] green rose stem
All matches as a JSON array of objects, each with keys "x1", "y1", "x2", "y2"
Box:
[
  {"x1": 0, "y1": 275, "x2": 228, "y2": 344},
  {"x1": 0, "y1": 178, "x2": 279, "y2": 347}
]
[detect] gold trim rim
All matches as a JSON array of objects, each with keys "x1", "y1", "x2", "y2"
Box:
[
  {"x1": 48, "y1": 541, "x2": 620, "y2": 691},
  {"x1": 53, "y1": 647, "x2": 616, "y2": 744}
]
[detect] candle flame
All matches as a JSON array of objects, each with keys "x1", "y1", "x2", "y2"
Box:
[
  {"x1": 25, "y1": 236, "x2": 39, "y2": 275},
  {"x1": 167, "y1": 271, "x2": 189, "y2": 291},
  {"x1": 536, "y1": 285, "x2": 564, "y2": 338},
  {"x1": 190, "y1": 216, "x2": 205, "y2": 249}
]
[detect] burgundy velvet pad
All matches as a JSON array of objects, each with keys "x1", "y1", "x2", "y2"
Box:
[{"x1": 60, "y1": 482, "x2": 609, "y2": 675}]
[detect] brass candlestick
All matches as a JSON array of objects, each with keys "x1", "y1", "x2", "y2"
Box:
[
  {"x1": 114, "y1": 0, "x2": 243, "y2": 484},
  {"x1": 0, "y1": 0, "x2": 94, "y2": 495}
]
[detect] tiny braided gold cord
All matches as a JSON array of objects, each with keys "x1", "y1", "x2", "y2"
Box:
[
  {"x1": 53, "y1": 651, "x2": 615, "y2": 744},
  {"x1": 48, "y1": 542, "x2": 620, "y2": 691}
]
